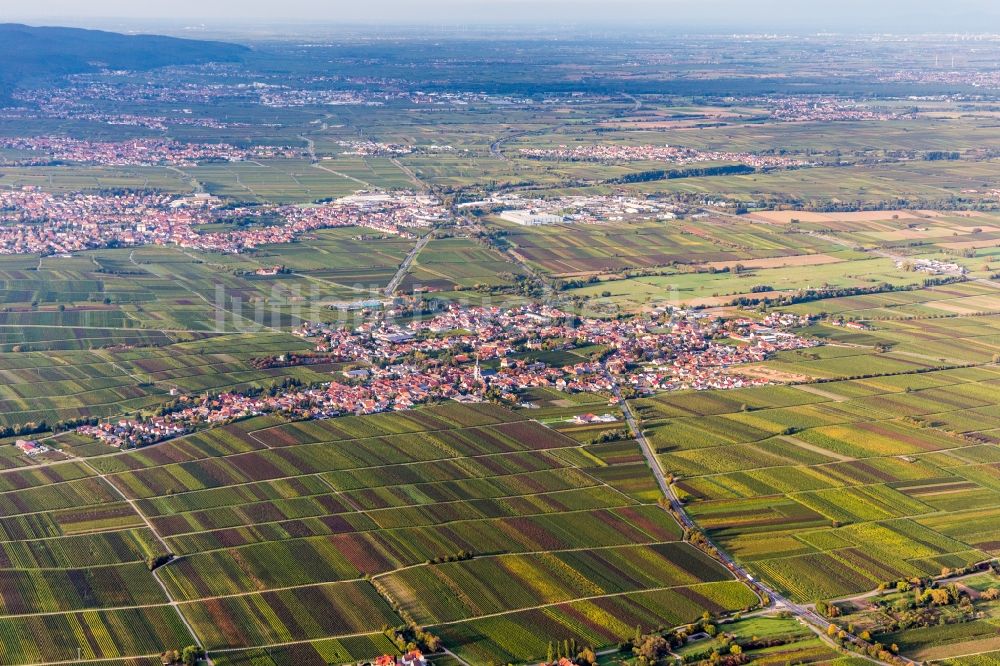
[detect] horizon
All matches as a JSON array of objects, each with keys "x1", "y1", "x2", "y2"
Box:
[{"x1": 5, "y1": 0, "x2": 1000, "y2": 34}]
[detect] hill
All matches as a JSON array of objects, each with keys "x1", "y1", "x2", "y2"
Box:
[{"x1": 0, "y1": 23, "x2": 249, "y2": 103}]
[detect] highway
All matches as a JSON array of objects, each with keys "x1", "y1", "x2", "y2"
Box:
[{"x1": 613, "y1": 380, "x2": 911, "y2": 666}]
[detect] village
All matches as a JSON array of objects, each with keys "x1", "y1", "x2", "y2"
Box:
[
  {"x1": 335, "y1": 139, "x2": 462, "y2": 157},
  {"x1": 0, "y1": 188, "x2": 443, "y2": 255},
  {"x1": 745, "y1": 95, "x2": 916, "y2": 122},
  {"x1": 516, "y1": 143, "x2": 811, "y2": 170},
  {"x1": 9, "y1": 72, "x2": 542, "y2": 119},
  {"x1": 0, "y1": 136, "x2": 301, "y2": 167},
  {"x1": 77, "y1": 303, "x2": 818, "y2": 448}
]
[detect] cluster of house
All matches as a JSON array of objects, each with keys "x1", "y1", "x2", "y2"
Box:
[
  {"x1": 193, "y1": 194, "x2": 442, "y2": 252},
  {"x1": 569, "y1": 413, "x2": 618, "y2": 425},
  {"x1": 14, "y1": 439, "x2": 49, "y2": 457},
  {"x1": 0, "y1": 136, "x2": 300, "y2": 167},
  {"x1": 337, "y1": 140, "x2": 415, "y2": 156},
  {"x1": 0, "y1": 189, "x2": 211, "y2": 255},
  {"x1": 0, "y1": 188, "x2": 443, "y2": 256},
  {"x1": 896, "y1": 258, "x2": 967, "y2": 276},
  {"x1": 876, "y1": 70, "x2": 1000, "y2": 89},
  {"x1": 458, "y1": 193, "x2": 682, "y2": 224},
  {"x1": 406, "y1": 91, "x2": 535, "y2": 106},
  {"x1": 257, "y1": 86, "x2": 534, "y2": 109},
  {"x1": 2, "y1": 105, "x2": 243, "y2": 132},
  {"x1": 16, "y1": 76, "x2": 256, "y2": 108},
  {"x1": 78, "y1": 420, "x2": 190, "y2": 449},
  {"x1": 13, "y1": 64, "x2": 541, "y2": 116},
  {"x1": 298, "y1": 303, "x2": 820, "y2": 400},
  {"x1": 77, "y1": 382, "x2": 367, "y2": 448},
  {"x1": 260, "y1": 89, "x2": 383, "y2": 107},
  {"x1": 76, "y1": 304, "x2": 818, "y2": 448},
  {"x1": 8, "y1": 72, "x2": 272, "y2": 130},
  {"x1": 759, "y1": 311, "x2": 815, "y2": 329},
  {"x1": 516, "y1": 144, "x2": 809, "y2": 170},
  {"x1": 335, "y1": 140, "x2": 461, "y2": 157},
  {"x1": 743, "y1": 95, "x2": 914, "y2": 122},
  {"x1": 373, "y1": 651, "x2": 426, "y2": 666},
  {"x1": 725, "y1": 315, "x2": 814, "y2": 342}
]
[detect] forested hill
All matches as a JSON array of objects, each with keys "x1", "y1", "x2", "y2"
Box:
[{"x1": 0, "y1": 23, "x2": 249, "y2": 103}]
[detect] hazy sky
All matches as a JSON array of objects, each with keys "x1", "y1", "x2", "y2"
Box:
[{"x1": 6, "y1": 0, "x2": 1000, "y2": 32}]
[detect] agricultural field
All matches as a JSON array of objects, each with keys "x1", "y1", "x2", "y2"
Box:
[
  {"x1": 401, "y1": 236, "x2": 529, "y2": 292},
  {"x1": 498, "y1": 216, "x2": 843, "y2": 279},
  {"x1": 0, "y1": 403, "x2": 756, "y2": 665},
  {"x1": 0, "y1": 228, "x2": 414, "y2": 335},
  {"x1": 513, "y1": 209, "x2": 1000, "y2": 313},
  {"x1": 0, "y1": 333, "x2": 331, "y2": 430},
  {"x1": 635, "y1": 360, "x2": 1000, "y2": 607},
  {"x1": 0, "y1": 226, "x2": 423, "y2": 432}
]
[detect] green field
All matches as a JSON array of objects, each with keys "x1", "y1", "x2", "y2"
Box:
[{"x1": 0, "y1": 403, "x2": 755, "y2": 664}]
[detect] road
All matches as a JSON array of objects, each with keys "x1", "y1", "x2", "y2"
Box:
[
  {"x1": 390, "y1": 157, "x2": 428, "y2": 191},
  {"x1": 384, "y1": 233, "x2": 432, "y2": 296},
  {"x1": 613, "y1": 383, "x2": 689, "y2": 529},
  {"x1": 166, "y1": 165, "x2": 204, "y2": 194},
  {"x1": 489, "y1": 131, "x2": 525, "y2": 160},
  {"x1": 298, "y1": 133, "x2": 317, "y2": 162},
  {"x1": 614, "y1": 381, "x2": 912, "y2": 666},
  {"x1": 311, "y1": 162, "x2": 372, "y2": 188}
]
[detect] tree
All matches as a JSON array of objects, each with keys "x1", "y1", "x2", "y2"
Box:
[
  {"x1": 730, "y1": 644, "x2": 742, "y2": 656},
  {"x1": 635, "y1": 635, "x2": 669, "y2": 663},
  {"x1": 180, "y1": 646, "x2": 204, "y2": 666}
]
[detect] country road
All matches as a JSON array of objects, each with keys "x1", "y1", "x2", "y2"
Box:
[
  {"x1": 385, "y1": 233, "x2": 431, "y2": 296},
  {"x1": 298, "y1": 133, "x2": 317, "y2": 162}
]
